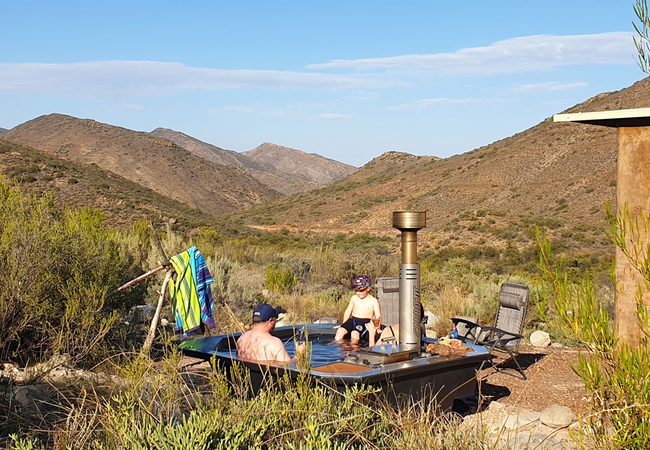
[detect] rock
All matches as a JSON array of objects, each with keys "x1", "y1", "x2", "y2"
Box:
[
  {"x1": 425, "y1": 329, "x2": 438, "y2": 339},
  {"x1": 161, "y1": 318, "x2": 169, "y2": 326},
  {"x1": 508, "y1": 431, "x2": 565, "y2": 449},
  {"x1": 530, "y1": 330, "x2": 551, "y2": 347},
  {"x1": 540, "y1": 404, "x2": 576, "y2": 428},
  {"x1": 13, "y1": 385, "x2": 56, "y2": 414},
  {"x1": 424, "y1": 311, "x2": 438, "y2": 326},
  {"x1": 490, "y1": 401, "x2": 507, "y2": 411},
  {"x1": 504, "y1": 414, "x2": 521, "y2": 430},
  {"x1": 127, "y1": 305, "x2": 157, "y2": 324},
  {"x1": 314, "y1": 317, "x2": 338, "y2": 324},
  {"x1": 503, "y1": 411, "x2": 540, "y2": 429},
  {"x1": 275, "y1": 313, "x2": 291, "y2": 327},
  {"x1": 551, "y1": 342, "x2": 565, "y2": 348}
]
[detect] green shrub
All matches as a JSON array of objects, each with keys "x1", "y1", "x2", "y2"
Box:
[
  {"x1": 265, "y1": 263, "x2": 297, "y2": 294},
  {"x1": 0, "y1": 181, "x2": 136, "y2": 365},
  {"x1": 536, "y1": 214, "x2": 650, "y2": 448}
]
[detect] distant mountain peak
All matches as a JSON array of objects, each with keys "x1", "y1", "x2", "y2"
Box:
[
  {"x1": 243, "y1": 142, "x2": 357, "y2": 186},
  {"x1": 151, "y1": 129, "x2": 357, "y2": 195}
]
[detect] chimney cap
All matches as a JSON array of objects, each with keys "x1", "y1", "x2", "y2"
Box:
[{"x1": 392, "y1": 211, "x2": 426, "y2": 230}]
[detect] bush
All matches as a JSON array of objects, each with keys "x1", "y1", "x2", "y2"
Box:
[
  {"x1": 265, "y1": 263, "x2": 297, "y2": 294},
  {"x1": 0, "y1": 181, "x2": 136, "y2": 366},
  {"x1": 39, "y1": 354, "x2": 487, "y2": 450},
  {"x1": 536, "y1": 216, "x2": 650, "y2": 448}
]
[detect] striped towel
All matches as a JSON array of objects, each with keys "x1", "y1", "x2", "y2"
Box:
[
  {"x1": 192, "y1": 247, "x2": 215, "y2": 328},
  {"x1": 170, "y1": 247, "x2": 215, "y2": 333}
]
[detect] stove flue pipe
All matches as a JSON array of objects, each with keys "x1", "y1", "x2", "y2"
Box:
[{"x1": 392, "y1": 211, "x2": 426, "y2": 351}]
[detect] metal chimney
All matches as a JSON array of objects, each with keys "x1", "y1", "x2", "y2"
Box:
[{"x1": 392, "y1": 211, "x2": 426, "y2": 351}]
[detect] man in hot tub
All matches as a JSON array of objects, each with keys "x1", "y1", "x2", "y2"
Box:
[{"x1": 237, "y1": 304, "x2": 306, "y2": 363}]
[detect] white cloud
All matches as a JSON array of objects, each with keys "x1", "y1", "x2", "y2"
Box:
[
  {"x1": 513, "y1": 81, "x2": 588, "y2": 93},
  {"x1": 308, "y1": 32, "x2": 636, "y2": 74},
  {"x1": 260, "y1": 111, "x2": 351, "y2": 120},
  {"x1": 0, "y1": 61, "x2": 386, "y2": 98},
  {"x1": 388, "y1": 97, "x2": 489, "y2": 110}
]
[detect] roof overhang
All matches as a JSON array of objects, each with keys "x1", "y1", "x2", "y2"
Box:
[{"x1": 553, "y1": 107, "x2": 650, "y2": 128}]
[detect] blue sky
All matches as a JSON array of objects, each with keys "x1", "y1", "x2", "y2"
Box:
[{"x1": 2, "y1": 1, "x2": 647, "y2": 166}]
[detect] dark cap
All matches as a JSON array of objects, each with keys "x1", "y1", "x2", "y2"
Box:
[{"x1": 253, "y1": 304, "x2": 283, "y2": 323}]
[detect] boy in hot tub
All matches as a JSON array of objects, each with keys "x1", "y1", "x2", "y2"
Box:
[{"x1": 334, "y1": 275, "x2": 382, "y2": 344}]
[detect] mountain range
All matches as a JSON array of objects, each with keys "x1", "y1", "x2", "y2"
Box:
[
  {"x1": 3, "y1": 114, "x2": 281, "y2": 215},
  {"x1": 149, "y1": 128, "x2": 356, "y2": 195},
  {"x1": 227, "y1": 77, "x2": 650, "y2": 253},
  {"x1": 2, "y1": 76, "x2": 649, "y2": 254}
]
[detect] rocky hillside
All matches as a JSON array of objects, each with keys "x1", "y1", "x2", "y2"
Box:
[
  {"x1": 244, "y1": 142, "x2": 356, "y2": 186},
  {"x1": 150, "y1": 128, "x2": 246, "y2": 168},
  {"x1": 0, "y1": 127, "x2": 8, "y2": 134},
  {"x1": 0, "y1": 139, "x2": 217, "y2": 229},
  {"x1": 3, "y1": 114, "x2": 281, "y2": 216},
  {"x1": 150, "y1": 128, "x2": 357, "y2": 195},
  {"x1": 229, "y1": 77, "x2": 650, "y2": 253}
]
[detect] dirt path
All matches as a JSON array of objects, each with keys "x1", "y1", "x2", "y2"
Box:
[{"x1": 477, "y1": 345, "x2": 590, "y2": 416}]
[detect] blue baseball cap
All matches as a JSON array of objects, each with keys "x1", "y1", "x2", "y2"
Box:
[{"x1": 253, "y1": 304, "x2": 283, "y2": 323}]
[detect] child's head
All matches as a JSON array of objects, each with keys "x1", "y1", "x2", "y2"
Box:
[{"x1": 352, "y1": 275, "x2": 372, "y2": 297}]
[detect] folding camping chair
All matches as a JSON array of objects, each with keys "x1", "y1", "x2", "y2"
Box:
[{"x1": 452, "y1": 282, "x2": 530, "y2": 380}]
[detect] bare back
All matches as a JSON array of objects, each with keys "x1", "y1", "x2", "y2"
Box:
[{"x1": 237, "y1": 329, "x2": 290, "y2": 362}]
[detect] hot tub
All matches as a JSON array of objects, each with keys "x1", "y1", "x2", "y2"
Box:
[{"x1": 179, "y1": 324, "x2": 490, "y2": 411}]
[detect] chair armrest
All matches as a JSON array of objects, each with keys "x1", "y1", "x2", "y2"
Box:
[
  {"x1": 478, "y1": 325, "x2": 523, "y2": 339},
  {"x1": 451, "y1": 317, "x2": 479, "y2": 328},
  {"x1": 478, "y1": 325, "x2": 524, "y2": 340},
  {"x1": 451, "y1": 317, "x2": 482, "y2": 342}
]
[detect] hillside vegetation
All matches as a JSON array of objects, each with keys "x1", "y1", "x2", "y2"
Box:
[
  {"x1": 4, "y1": 114, "x2": 281, "y2": 216},
  {"x1": 227, "y1": 77, "x2": 650, "y2": 256},
  {"x1": 0, "y1": 139, "x2": 218, "y2": 229}
]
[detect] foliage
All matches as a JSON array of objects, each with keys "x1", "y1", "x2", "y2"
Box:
[
  {"x1": 10, "y1": 352, "x2": 486, "y2": 450},
  {"x1": 6, "y1": 435, "x2": 40, "y2": 450},
  {"x1": 0, "y1": 180, "x2": 137, "y2": 365},
  {"x1": 535, "y1": 211, "x2": 650, "y2": 449},
  {"x1": 265, "y1": 262, "x2": 298, "y2": 294},
  {"x1": 634, "y1": 0, "x2": 650, "y2": 73}
]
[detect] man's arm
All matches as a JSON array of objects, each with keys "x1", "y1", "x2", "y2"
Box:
[
  {"x1": 272, "y1": 340, "x2": 306, "y2": 363},
  {"x1": 267, "y1": 338, "x2": 292, "y2": 362}
]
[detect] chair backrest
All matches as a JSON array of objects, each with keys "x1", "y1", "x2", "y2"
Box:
[
  {"x1": 494, "y1": 282, "x2": 530, "y2": 336},
  {"x1": 375, "y1": 277, "x2": 399, "y2": 326}
]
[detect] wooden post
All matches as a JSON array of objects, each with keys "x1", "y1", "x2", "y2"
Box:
[
  {"x1": 142, "y1": 271, "x2": 172, "y2": 355},
  {"x1": 141, "y1": 223, "x2": 174, "y2": 356},
  {"x1": 615, "y1": 127, "x2": 650, "y2": 347},
  {"x1": 554, "y1": 109, "x2": 650, "y2": 348}
]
